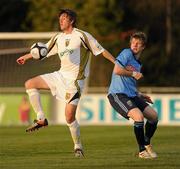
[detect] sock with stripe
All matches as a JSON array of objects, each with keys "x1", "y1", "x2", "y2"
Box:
[{"x1": 134, "y1": 121, "x2": 145, "y2": 152}]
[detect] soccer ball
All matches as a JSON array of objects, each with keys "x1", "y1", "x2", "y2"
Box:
[{"x1": 30, "y1": 42, "x2": 48, "y2": 60}]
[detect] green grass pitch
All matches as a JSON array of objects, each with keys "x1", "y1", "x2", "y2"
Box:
[{"x1": 0, "y1": 125, "x2": 180, "y2": 169}]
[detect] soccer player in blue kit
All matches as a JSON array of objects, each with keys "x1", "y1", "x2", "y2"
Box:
[{"x1": 108, "y1": 32, "x2": 158, "y2": 159}]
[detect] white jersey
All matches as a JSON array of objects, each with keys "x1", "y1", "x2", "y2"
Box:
[{"x1": 46, "y1": 28, "x2": 105, "y2": 80}]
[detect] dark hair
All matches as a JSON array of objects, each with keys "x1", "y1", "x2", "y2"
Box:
[
  {"x1": 130, "y1": 32, "x2": 147, "y2": 46},
  {"x1": 58, "y1": 9, "x2": 77, "y2": 27}
]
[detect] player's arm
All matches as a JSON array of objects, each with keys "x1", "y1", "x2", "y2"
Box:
[
  {"x1": 137, "y1": 92, "x2": 153, "y2": 104},
  {"x1": 113, "y1": 63, "x2": 143, "y2": 80},
  {"x1": 101, "y1": 50, "x2": 115, "y2": 64},
  {"x1": 16, "y1": 53, "x2": 33, "y2": 65},
  {"x1": 82, "y1": 32, "x2": 115, "y2": 64}
]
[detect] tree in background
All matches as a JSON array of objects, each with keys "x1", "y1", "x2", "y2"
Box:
[
  {"x1": 120, "y1": 0, "x2": 180, "y2": 86},
  {"x1": 0, "y1": 0, "x2": 29, "y2": 31},
  {"x1": 0, "y1": 0, "x2": 179, "y2": 87}
]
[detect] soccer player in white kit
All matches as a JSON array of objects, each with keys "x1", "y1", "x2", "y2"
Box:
[{"x1": 16, "y1": 9, "x2": 115, "y2": 157}]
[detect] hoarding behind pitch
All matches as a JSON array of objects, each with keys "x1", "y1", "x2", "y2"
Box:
[{"x1": 56, "y1": 94, "x2": 180, "y2": 125}]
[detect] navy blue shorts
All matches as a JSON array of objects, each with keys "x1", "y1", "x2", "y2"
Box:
[{"x1": 107, "y1": 93, "x2": 149, "y2": 120}]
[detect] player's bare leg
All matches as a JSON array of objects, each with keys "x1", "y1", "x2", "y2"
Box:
[
  {"x1": 25, "y1": 76, "x2": 49, "y2": 132},
  {"x1": 65, "y1": 103, "x2": 84, "y2": 157}
]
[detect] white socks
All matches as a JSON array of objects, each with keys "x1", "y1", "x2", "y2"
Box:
[
  {"x1": 26, "y1": 89, "x2": 82, "y2": 149},
  {"x1": 26, "y1": 89, "x2": 45, "y2": 120},
  {"x1": 67, "y1": 120, "x2": 82, "y2": 150}
]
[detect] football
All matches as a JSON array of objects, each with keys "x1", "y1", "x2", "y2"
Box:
[{"x1": 30, "y1": 42, "x2": 48, "y2": 60}]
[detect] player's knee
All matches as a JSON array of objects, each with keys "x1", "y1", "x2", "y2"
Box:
[
  {"x1": 151, "y1": 114, "x2": 158, "y2": 123},
  {"x1": 130, "y1": 114, "x2": 144, "y2": 122},
  {"x1": 128, "y1": 109, "x2": 144, "y2": 121},
  {"x1": 66, "y1": 114, "x2": 75, "y2": 124},
  {"x1": 136, "y1": 115, "x2": 144, "y2": 122},
  {"x1": 25, "y1": 79, "x2": 35, "y2": 89},
  {"x1": 25, "y1": 79, "x2": 30, "y2": 89},
  {"x1": 150, "y1": 110, "x2": 158, "y2": 122}
]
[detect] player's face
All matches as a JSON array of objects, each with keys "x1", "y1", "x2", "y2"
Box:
[
  {"x1": 130, "y1": 38, "x2": 145, "y2": 54},
  {"x1": 59, "y1": 13, "x2": 72, "y2": 32}
]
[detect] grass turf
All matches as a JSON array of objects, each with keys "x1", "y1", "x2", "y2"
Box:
[{"x1": 0, "y1": 125, "x2": 180, "y2": 169}]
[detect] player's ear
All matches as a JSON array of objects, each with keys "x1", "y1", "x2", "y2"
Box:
[
  {"x1": 141, "y1": 46, "x2": 145, "y2": 51},
  {"x1": 142, "y1": 44, "x2": 146, "y2": 50},
  {"x1": 70, "y1": 20, "x2": 74, "y2": 25},
  {"x1": 141, "y1": 43, "x2": 146, "y2": 50}
]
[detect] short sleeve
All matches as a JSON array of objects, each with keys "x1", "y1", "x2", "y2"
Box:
[
  {"x1": 115, "y1": 49, "x2": 131, "y2": 68},
  {"x1": 84, "y1": 32, "x2": 105, "y2": 56},
  {"x1": 46, "y1": 33, "x2": 59, "y2": 57}
]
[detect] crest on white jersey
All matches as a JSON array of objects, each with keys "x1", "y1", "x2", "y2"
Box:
[{"x1": 65, "y1": 39, "x2": 70, "y2": 47}]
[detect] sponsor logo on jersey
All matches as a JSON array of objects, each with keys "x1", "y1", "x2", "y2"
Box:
[{"x1": 60, "y1": 49, "x2": 74, "y2": 57}]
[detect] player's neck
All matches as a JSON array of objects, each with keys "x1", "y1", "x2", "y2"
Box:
[
  {"x1": 135, "y1": 53, "x2": 141, "y2": 59},
  {"x1": 63, "y1": 27, "x2": 74, "y2": 34}
]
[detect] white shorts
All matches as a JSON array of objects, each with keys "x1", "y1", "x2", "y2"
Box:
[{"x1": 40, "y1": 71, "x2": 85, "y2": 105}]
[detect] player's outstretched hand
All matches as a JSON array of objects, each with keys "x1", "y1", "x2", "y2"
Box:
[
  {"x1": 16, "y1": 56, "x2": 26, "y2": 65},
  {"x1": 16, "y1": 54, "x2": 32, "y2": 65}
]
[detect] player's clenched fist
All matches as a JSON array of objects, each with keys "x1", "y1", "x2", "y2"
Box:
[
  {"x1": 132, "y1": 71, "x2": 143, "y2": 80},
  {"x1": 16, "y1": 56, "x2": 25, "y2": 65}
]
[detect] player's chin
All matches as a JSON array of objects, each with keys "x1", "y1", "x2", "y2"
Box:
[
  {"x1": 132, "y1": 49, "x2": 138, "y2": 54},
  {"x1": 60, "y1": 26, "x2": 64, "y2": 31}
]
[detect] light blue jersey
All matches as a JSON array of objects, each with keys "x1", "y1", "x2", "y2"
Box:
[{"x1": 108, "y1": 48, "x2": 142, "y2": 97}]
